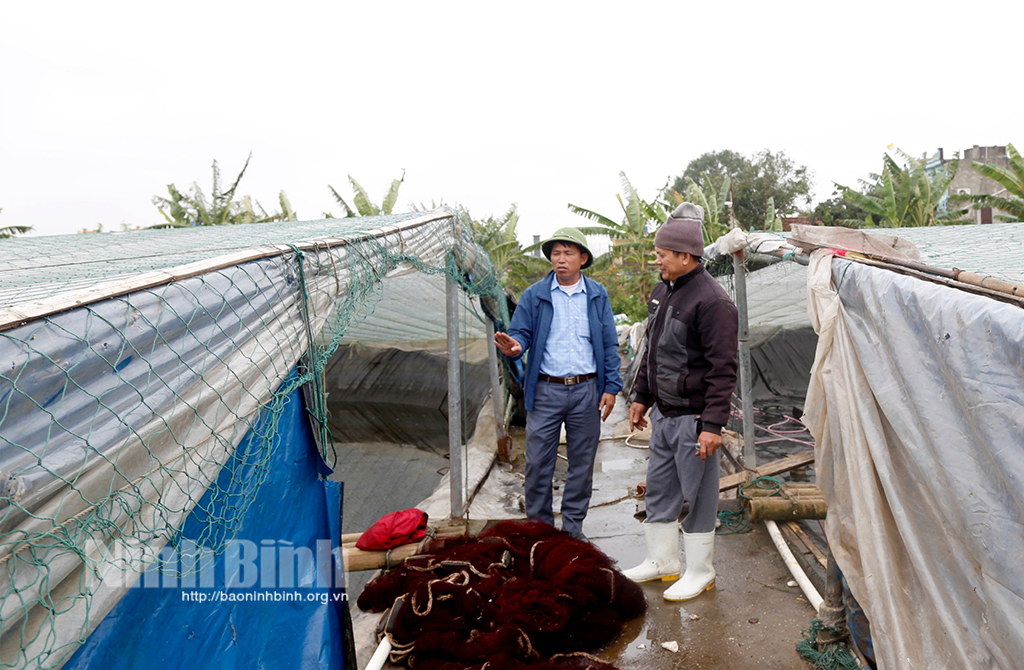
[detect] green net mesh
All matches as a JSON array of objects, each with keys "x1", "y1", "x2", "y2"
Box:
[
  {"x1": 796, "y1": 619, "x2": 861, "y2": 670},
  {"x1": 0, "y1": 208, "x2": 508, "y2": 668}
]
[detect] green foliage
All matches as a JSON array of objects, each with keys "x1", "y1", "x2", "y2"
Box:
[
  {"x1": 565, "y1": 172, "x2": 669, "y2": 320},
  {"x1": 836, "y1": 149, "x2": 968, "y2": 227},
  {"x1": 328, "y1": 170, "x2": 405, "y2": 217},
  {"x1": 737, "y1": 150, "x2": 812, "y2": 227},
  {"x1": 462, "y1": 204, "x2": 548, "y2": 294},
  {"x1": 664, "y1": 174, "x2": 732, "y2": 244},
  {"x1": 672, "y1": 149, "x2": 811, "y2": 229},
  {"x1": 601, "y1": 271, "x2": 651, "y2": 323},
  {"x1": 812, "y1": 192, "x2": 873, "y2": 227},
  {"x1": 0, "y1": 208, "x2": 32, "y2": 239},
  {"x1": 152, "y1": 154, "x2": 296, "y2": 228},
  {"x1": 567, "y1": 171, "x2": 665, "y2": 273},
  {"x1": 950, "y1": 143, "x2": 1024, "y2": 221},
  {"x1": 277, "y1": 191, "x2": 298, "y2": 221},
  {"x1": 676, "y1": 150, "x2": 748, "y2": 188},
  {"x1": 763, "y1": 197, "x2": 783, "y2": 232}
]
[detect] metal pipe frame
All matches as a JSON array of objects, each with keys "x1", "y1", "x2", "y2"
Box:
[
  {"x1": 446, "y1": 277, "x2": 465, "y2": 519},
  {"x1": 732, "y1": 250, "x2": 757, "y2": 472}
]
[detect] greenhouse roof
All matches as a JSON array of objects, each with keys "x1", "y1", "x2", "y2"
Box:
[
  {"x1": 0, "y1": 211, "x2": 436, "y2": 310},
  {"x1": 733, "y1": 221, "x2": 1024, "y2": 331}
]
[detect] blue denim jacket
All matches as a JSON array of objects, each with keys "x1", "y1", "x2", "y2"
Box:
[{"x1": 506, "y1": 272, "x2": 623, "y2": 411}]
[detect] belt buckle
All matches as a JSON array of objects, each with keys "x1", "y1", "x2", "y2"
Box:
[{"x1": 564, "y1": 375, "x2": 578, "y2": 386}]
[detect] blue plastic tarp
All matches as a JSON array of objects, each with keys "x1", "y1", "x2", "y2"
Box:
[{"x1": 64, "y1": 371, "x2": 348, "y2": 670}]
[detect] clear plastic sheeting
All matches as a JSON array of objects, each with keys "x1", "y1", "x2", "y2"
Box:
[
  {"x1": 718, "y1": 260, "x2": 816, "y2": 401},
  {"x1": 324, "y1": 344, "x2": 490, "y2": 452},
  {"x1": 720, "y1": 221, "x2": 1024, "y2": 403},
  {"x1": 338, "y1": 272, "x2": 488, "y2": 347},
  {"x1": 804, "y1": 249, "x2": 1024, "y2": 669},
  {"x1": 321, "y1": 270, "x2": 493, "y2": 451}
]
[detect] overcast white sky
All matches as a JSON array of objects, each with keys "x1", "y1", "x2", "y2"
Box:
[{"x1": 1, "y1": 1, "x2": 1020, "y2": 242}]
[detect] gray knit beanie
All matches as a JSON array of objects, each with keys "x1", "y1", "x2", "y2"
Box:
[{"x1": 654, "y1": 202, "x2": 705, "y2": 256}]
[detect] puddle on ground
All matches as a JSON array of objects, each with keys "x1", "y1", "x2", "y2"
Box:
[{"x1": 600, "y1": 600, "x2": 692, "y2": 666}]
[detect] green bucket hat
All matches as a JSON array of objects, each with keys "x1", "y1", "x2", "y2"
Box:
[{"x1": 541, "y1": 227, "x2": 594, "y2": 269}]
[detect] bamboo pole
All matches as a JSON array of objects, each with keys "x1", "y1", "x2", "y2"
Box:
[
  {"x1": 800, "y1": 245, "x2": 1024, "y2": 309},
  {"x1": 953, "y1": 267, "x2": 1024, "y2": 298},
  {"x1": 747, "y1": 497, "x2": 828, "y2": 522},
  {"x1": 840, "y1": 251, "x2": 1024, "y2": 309},
  {"x1": 342, "y1": 525, "x2": 467, "y2": 572},
  {"x1": 341, "y1": 524, "x2": 466, "y2": 549},
  {"x1": 817, "y1": 550, "x2": 848, "y2": 640}
]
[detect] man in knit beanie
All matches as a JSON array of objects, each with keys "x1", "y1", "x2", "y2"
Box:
[
  {"x1": 622, "y1": 202, "x2": 739, "y2": 602},
  {"x1": 654, "y1": 202, "x2": 706, "y2": 257}
]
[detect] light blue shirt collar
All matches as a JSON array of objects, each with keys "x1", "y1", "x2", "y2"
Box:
[{"x1": 550, "y1": 273, "x2": 587, "y2": 295}]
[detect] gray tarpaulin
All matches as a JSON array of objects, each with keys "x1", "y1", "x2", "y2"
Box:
[
  {"x1": 804, "y1": 249, "x2": 1024, "y2": 669},
  {"x1": 0, "y1": 210, "x2": 499, "y2": 667}
]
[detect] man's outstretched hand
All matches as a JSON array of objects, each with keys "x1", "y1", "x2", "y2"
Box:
[{"x1": 493, "y1": 332, "x2": 522, "y2": 357}]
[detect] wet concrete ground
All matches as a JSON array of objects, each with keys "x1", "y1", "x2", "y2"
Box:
[
  {"x1": 345, "y1": 399, "x2": 817, "y2": 668},
  {"x1": 588, "y1": 495, "x2": 817, "y2": 668},
  {"x1": 553, "y1": 404, "x2": 817, "y2": 669}
]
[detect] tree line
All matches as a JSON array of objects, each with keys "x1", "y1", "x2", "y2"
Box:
[{"x1": 4, "y1": 146, "x2": 1024, "y2": 310}]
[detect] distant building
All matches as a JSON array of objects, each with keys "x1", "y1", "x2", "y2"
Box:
[
  {"x1": 933, "y1": 145, "x2": 1013, "y2": 224},
  {"x1": 781, "y1": 216, "x2": 813, "y2": 232},
  {"x1": 532, "y1": 235, "x2": 542, "y2": 257}
]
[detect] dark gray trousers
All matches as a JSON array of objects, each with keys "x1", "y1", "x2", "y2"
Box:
[
  {"x1": 644, "y1": 405, "x2": 720, "y2": 533},
  {"x1": 524, "y1": 377, "x2": 600, "y2": 534}
]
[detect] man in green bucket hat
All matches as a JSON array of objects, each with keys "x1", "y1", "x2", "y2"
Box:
[{"x1": 494, "y1": 227, "x2": 622, "y2": 539}]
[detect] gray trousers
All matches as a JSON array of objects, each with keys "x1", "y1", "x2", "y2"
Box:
[
  {"x1": 645, "y1": 405, "x2": 720, "y2": 533},
  {"x1": 524, "y1": 377, "x2": 600, "y2": 534}
]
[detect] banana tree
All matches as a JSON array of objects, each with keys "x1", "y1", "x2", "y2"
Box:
[
  {"x1": 836, "y1": 149, "x2": 967, "y2": 227},
  {"x1": 464, "y1": 204, "x2": 547, "y2": 292},
  {"x1": 567, "y1": 171, "x2": 664, "y2": 269},
  {"x1": 152, "y1": 154, "x2": 295, "y2": 227},
  {"x1": 664, "y1": 174, "x2": 732, "y2": 243},
  {"x1": 0, "y1": 208, "x2": 32, "y2": 239},
  {"x1": 328, "y1": 170, "x2": 405, "y2": 217},
  {"x1": 236, "y1": 192, "x2": 299, "y2": 223},
  {"x1": 153, "y1": 155, "x2": 251, "y2": 227},
  {"x1": 763, "y1": 197, "x2": 783, "y2": 233},
  {"x1": 950, "y1": 143, "x2": 1024, "y2": 221},
  {"x1": 566, "y1": 171, "x2": 665, "y2": 300}
]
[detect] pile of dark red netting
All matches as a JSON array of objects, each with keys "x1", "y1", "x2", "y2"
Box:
[{"x1": 357, "y1": 519, "x2": 647, "y2": 669}]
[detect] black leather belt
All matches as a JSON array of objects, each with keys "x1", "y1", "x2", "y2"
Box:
[{"x1": 538, "y1": 373, "x2": 597, "y2": 385}]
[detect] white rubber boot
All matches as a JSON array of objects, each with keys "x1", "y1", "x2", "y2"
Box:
[
  {"x1": 622, "y1": 522, "x2": 680, "y2": 583},
  {"x1": 664, "y1": 531, "x2": 715, "y2": 601}
]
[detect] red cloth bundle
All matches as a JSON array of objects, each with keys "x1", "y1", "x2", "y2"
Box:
[{"x1": 356, "y1": 508, "x2": 429, "y2": 551}]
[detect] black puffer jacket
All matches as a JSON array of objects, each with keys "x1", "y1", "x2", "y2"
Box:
[{"x1": 632, "y1": 264, "x2": 738, "y2": 434}]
